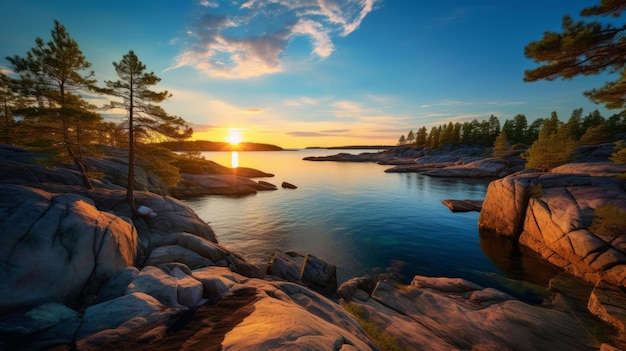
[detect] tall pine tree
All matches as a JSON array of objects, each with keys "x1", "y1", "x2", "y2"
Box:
[
  {"x1": 6, "y1": 20, "x2": 100, "y2": 188},
  {"x1": 103, "y1": 50, "x2": 192, "y2": 208}
]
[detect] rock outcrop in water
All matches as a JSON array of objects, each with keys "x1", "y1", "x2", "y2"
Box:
[
  {"x1": 304, "y1": 145, "x2": 526, "y2": 178},
  {"x1": 478, "y1": 161, "x2": 626, "y2": 336},
  {"x1": 479, "y1": 162, "x2": 626, "y2": 288}
]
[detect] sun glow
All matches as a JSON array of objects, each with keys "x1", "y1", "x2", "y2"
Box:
[{"x1": 226, "y1": 128, "x2": 243, "y2": 145}]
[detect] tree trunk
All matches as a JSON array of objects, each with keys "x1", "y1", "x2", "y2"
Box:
[{"x1": 127, "y1": 84, "x2": 135, "y2": 209}]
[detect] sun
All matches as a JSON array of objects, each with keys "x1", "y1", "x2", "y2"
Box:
[{"x1": 226, "y1": 128, "x2": 243, "y2": 145}]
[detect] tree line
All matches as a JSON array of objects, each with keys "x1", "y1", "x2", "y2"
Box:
[
  {"x1": 0, "y1": 20, "x2": 192, "y2": 208},
  {"x1": 398, "y1": 109, "x2": 626, "y2": 149},
  {"x1": 397, "y1": 108, "x2": 626, "y2": 170}
]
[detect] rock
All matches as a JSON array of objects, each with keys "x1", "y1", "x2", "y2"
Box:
[
  {"x1": 76, "y1": 291, "x2": 182, "y2": 342},
  {"x1": 258, "y1": 180, "x2": 278, "y2": 189},
  {"x1": 0, "y1": 302, "x2": 78, "y2": 336},
  {"x1": 76, "y1": 267, "x2": 378, "y2": 351},
  {"x1": 0, "y1": 302, "x2": 81, "y2": 350},
  {"x1": 442, "y1": 199, "x2": 483, "y2": 212},
  {"x1": 144, "y1": 231, "x2": 264, "y2": 278},
  {"x1": 94, "y1": 267, "x2": 140, "y2": 304},
  {"x1": 301, "y1": 253, "x2": 338, "y2": 296},
  {"x1": 0, "y1": 185, "x2": 138, "y2": 314},
  {"x1": 479, "y1": 169, "x2": 626, "y2": 288},
  {"x1": 588, "y1": 280, "x2": 626, "y2": 332},
  {"x1": 281, "y1": 181, "x2": 297, "y2": 189},
  {"x1": 352, "y1": 276, "x2": 597, "y2": 351},
  {"x1": 85, "y1": 155, "x2": 170, "y2": 195},
  {"x1": 125, "y1": 266, "x2": 204, "y2": 308},
  {"x1": 337, "y1": 276, "x2": 377, "y2": 302},
  {"x1": 267, "y1": 252, "x2": 303, "y2": 284},
  {"x1": 303, "y1": 152, "x2": 383, "y2": 162}
]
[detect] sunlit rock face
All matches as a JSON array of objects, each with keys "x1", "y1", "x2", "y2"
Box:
[
  {"x1": 347, "y1": 276, "x2": 596, "y2": 351},
  {"x1": 479, "y1": 163, "x2": 626, "y2": 288},
  {"x1": 74, "y1": 266, "x2": 377, "y2": 351},
  {"x1": 0, "y1": 184, "x2": 138, "y2": 314}
]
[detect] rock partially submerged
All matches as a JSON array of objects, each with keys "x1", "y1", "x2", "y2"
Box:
[
  {"x1": 479, "y1": 163, "x2": 626, "y2": 289},
  {"x1": 442, "y1": 199, "x2": 483, "y2": 212}
]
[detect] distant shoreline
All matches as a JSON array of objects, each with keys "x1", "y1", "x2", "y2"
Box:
[
  {"x1": 305, "y1": 145, "x2": 393, "y2": 150},
  {"x1": 158, "y1": 140, "x2": 284, "y2": 152}
]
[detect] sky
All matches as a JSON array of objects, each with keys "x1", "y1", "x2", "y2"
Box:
[{"x1": 0, "y1": 0, "x2": 618, "y2": 148}]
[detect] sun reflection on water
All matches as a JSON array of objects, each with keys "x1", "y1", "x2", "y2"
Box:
[{"x1": 231, "y1": 151, "x2": 239, "y2": 168}]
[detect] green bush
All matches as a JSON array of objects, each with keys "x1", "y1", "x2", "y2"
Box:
[{"x1": 589, "y1": 205, "x2": 626, "y2": 242}]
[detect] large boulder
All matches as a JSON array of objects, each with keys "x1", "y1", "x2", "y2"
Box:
[
  {"x1": 0, "y1": 184, "x2": 138, "y2": 314},
  {"x1": 479, "y1": 165, "x2": 626, "y2": 288}
]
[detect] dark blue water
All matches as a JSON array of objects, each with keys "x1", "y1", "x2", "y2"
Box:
[{"x1": 185, "y1": 150, "x2": 558, "y2": 300}]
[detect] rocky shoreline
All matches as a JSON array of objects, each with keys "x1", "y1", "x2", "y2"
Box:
[{"x1": 1, "y1": 144, "x2": 625, "y2": 350}]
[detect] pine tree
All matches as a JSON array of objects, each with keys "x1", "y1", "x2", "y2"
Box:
[
  {"x1": 493, "y1": 131, "x2": 509, "y2": 159},
  {"x1": 103, "y1": 50, "x2": 192, "y2": 208},
  {"x1": 6, "y1": 20, "x2": 99, "y2": 188},
  {"x1": 406, "y1": 130, "x2": 415, "y2": 144},
  {"x1": 524, "y1": 1, "x2": 626, "y2": 109},
  {"x1": 0, "y1": 72, "x2": 22, "y2": 145},
  {"x1": 397, "y1": 134, "x2": 406, "y2": 145},
  {"x1": 414, "y1": 127, "x2": 427, "y2": 146},
  {"x1": 522, "y1": 118, "x2": 577, "y2": 170}
]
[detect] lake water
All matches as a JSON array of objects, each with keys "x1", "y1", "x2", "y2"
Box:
[{"x1": 185, "y1": 149, "x2": 559, "y2": 301}]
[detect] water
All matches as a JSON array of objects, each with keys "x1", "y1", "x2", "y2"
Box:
[{"x1": 185, "y1": 149, "x2": 558, "y2": 301}]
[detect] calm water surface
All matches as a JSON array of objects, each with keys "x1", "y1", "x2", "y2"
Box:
[{"x1": 185, "y1": 149, "x2": 557, "y2": 300}]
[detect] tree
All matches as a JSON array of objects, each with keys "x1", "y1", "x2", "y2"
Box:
[
  {"x1": 414, "y1": 127, "x2": 427, "y2": 147},
  {"x1": 511, "y1": 114, "x2": 528, "y2": 144},
  {"x1": 493, "y1": 131, "x2": 509, "y2": 159},
  {"x1": 522, "y1": 118, "x2": 577, "y2": 170},
  {"x1": 526, "y1": 118, "x2": 545, "y2": 143},
  {"x1": 611, "y1": 141, "x2": 626, "y2": 164},
  {"x1": 487, "y1": 115, "x2": 501, "y2": 144},
  {"x1": 406, "y1": 130, "x2": 415, "y2": 144},
  {"x1": 427, "y1": 126, "x2": 440, "y2": 148},
  {"x1": 439, "y1": 123, "x2": 455, "y2": 146},
  {"x1": 6, "y1": 20, "x2": 99, "y2": 188},
  {"x1": 0, "y1": 72, "x2": 22, "y2": 144},
  {"x1": 580, "y1": 124, "x2": 612, "y2": 145},
  {"x1": 582, "y1": 109, "x2": 605, "y2": 130},
  {"x1": 566, "y1": 108, "x2": 585, "y2": 139},
  {"x1": 524, "y1": 1, "x2": 626, "y2": 109},
  {"x1": 103, "y1": 50, "x2": 192, "y2": 208},
  {"x1": 397, "y1": 134, "x2": 406, "y2": 145}
]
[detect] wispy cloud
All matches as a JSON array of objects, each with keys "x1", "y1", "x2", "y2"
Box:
[{"x1": 167, "y1": 0, "x2": 380, "y2": 79}]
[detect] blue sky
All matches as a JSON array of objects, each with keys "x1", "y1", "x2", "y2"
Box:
[{"x1": 0, "y1": 0, "x2": 616, "y2": 147}]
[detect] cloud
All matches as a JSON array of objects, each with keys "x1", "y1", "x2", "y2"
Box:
[
  {"x1": 242, "y1": 108, "x2": 263, "y2": 113},
  {"x1": 186, "y1": 121, "x2": 216, "y2": 132},
  {"x1": 287, "y1": 129, "x2": 350, "y2": 137},
  {"x1": 167, "y1": 0, "x2": 380, "y2": 79}
]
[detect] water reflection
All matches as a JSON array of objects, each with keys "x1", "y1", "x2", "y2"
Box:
[
  {"x1": 478, "y1": 229, "x2": 559, "y2": 303},
  {"x1": 231, "y1": 151, "x2": 239, "y2": 168}
]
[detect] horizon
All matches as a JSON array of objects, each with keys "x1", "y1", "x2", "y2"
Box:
[{"x1": 0, "y1": 0, "x2": 617, "y2": 148}]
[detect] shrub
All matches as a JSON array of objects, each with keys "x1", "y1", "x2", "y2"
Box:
[
  {"x1": 511, "y1": 143, "x2": 525, "y2": 151},
  {"x1": 589, "y1": 205, "x2": 626, "y2": 242}
]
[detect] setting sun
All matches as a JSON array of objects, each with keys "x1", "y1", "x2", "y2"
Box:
[{"x1": 226, "y1": 128, "x2": 243, "y2": 145}]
